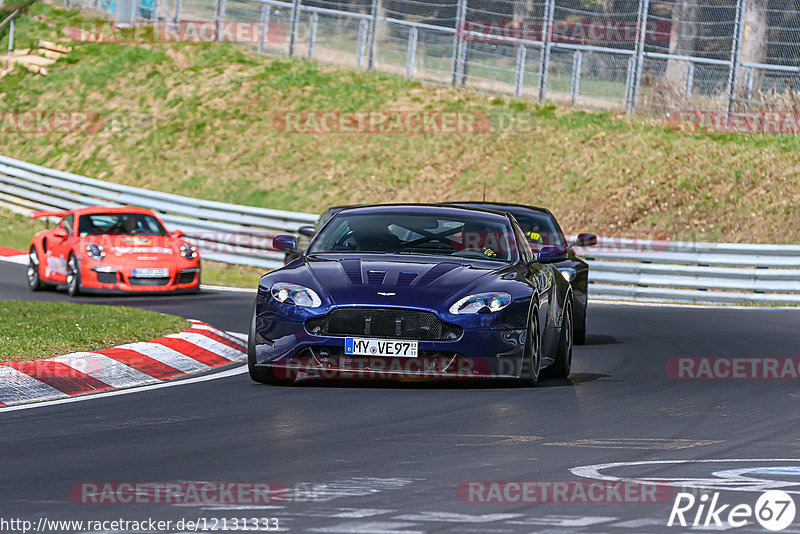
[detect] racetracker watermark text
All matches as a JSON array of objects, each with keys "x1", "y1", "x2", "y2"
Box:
[
  {"x1": 458, "y1": 481, "x2": 673, "y2": 503},
  {"x1": 667, "y1": 357, "x2": 800, "y2": 379},
  {"x1": 69, "y1": 482, "x2": 327, "y2": 504},
  {"x1": 63, "y1": 21, "x2": 286, "y2": 44}
]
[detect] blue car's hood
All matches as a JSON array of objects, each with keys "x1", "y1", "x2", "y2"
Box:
[{"x1": 305, "y1": 255, "x2": 499, "y2": 310}]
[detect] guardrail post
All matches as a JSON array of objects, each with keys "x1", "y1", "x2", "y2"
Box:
[
  {"x1": 307, "y1": 12, "x2": 318, "y2": 58},
  {"x1": 627, "y1": 0, "x2": 649, "y2": 114},
  {"x1": 405, "y1": 26, "x2": 418, "y2": 78},
  {"x1": 450, "y1": 0, "x2": 466, "y2": 85},
  {"x1": 727, "y1": 0, "x2": 746, "y2": 118},
  {"x1": 570, "y1": 49, "x2": 582, "y2": 105},
  {"x1": 367, "y1": 0, "x2": 381, "y2": 70},
  {"x1": 538, "y1": 0, "x2": 554, "y2": 101},
  {"x1": 257, "y1": 4, "x2": 270, "y2": 54},
  {"x1": 288, "y1": 0, "x2": 301, "y2": 56},
  {"x1": 356, "y1": 19, "x2": 368, "y2": 68},
  {"x1": 513, "y1": 44, "x2": 526, "y2": 98},
  {"x1": 214, "y1": 0, "x2": 226, "y2": 42},
  {"x1": 683, "y1": 61, "x2": 694, "y2": 102}
]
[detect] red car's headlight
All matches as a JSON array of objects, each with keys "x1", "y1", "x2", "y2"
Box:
[{"x1": 179, "y1": 243, "x2": 198, "y2": 259}]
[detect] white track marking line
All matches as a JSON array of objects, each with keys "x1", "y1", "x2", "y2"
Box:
[
  {"x1": 51, "y1": 352, "x2": 157, "y2": 388},
  {"x1": 0, "y1": 254, "x2": 27, "y2": 265},
  {"x1": 115, "y1": 342, "x2": 211, "y2": 373},
  {"x1": 0, "y1": 365, "x2": 247, "y2": 413},
  {"x1": 201, "y1": 284, "x2": 257, "y2": 293},
  {"x1": 0, "y1": 366, "x2": 69, "y2": 404}
]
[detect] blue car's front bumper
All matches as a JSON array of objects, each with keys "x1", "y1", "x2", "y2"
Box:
[{"x1": 251, "y1": 317, "x2": 527, "y2": 381}]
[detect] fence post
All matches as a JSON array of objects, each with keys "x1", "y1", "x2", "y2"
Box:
[
  {"x1": 451, "y1": 0, "x2": 466, "y2": 85},
  {"x1": 172, "y1": 0, "x2": 181, "y2": 24},
  {"x1": 406, "y1": 26, "x2": 418, "y2": 78},
  {"x1": 356, "y1": 19, "x2": 368, "y2": 68},
  {"x1": 538, "y1": 0, "x2": 554, "y2": 101},
  {"x1": 288, "y1": 0, "x2": 301, "y2": 56},
  {"x1": 151, "y1": 0, "x2": 159, "y2": 21},
  {"x1": 624, "y1": 55, "x2": 635, "y2": 106},
  {"x1": 628, "y1": 0, "x2": 649, "y2": 114},
  {"x1": 307, "y1": 12, "x2": 318, "y2": 58},
  {"x1": 744, "y1": 67, "x2": 754, "y2": 104},
  {"x1": 214, "y1": 0, "x2": 227, "y2": 42},
  {"x1": 727, "y1": 0, "x2": 747, "y2": 117},
  {"x1": 7, "y1": 17, "x2": 13, "y2": 54},
  {"x1": 257, "y1": 4, "x2": 270, "y2": 54},
  {"x1": 683, "y1": 61, "x2": 694, "y2": 102},
  {"x1": 513, "y1": 44, "x2": 526, "y2": 98},
  {"x1": 570, "y1": 49, "x2": 582, "y2": 105},
  {"x1": 367, "y1": 0, "x2": 382, "y2": 70}
]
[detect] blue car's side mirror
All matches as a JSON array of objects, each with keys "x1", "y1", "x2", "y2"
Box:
[
  {"x1": 273, "y1": 235, "x2": 298, "y2": 252},
  {"x1": 537, "y1": 245, "x2": 569, "y2": 263}
]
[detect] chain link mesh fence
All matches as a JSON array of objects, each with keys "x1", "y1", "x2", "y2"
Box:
[{"x1": 73, "y1": 0, "x2": 800, "y2": 120}]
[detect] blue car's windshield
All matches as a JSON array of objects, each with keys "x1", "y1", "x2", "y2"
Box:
[{"x1": 309, "y1": 213, "x2": 517, "y2": 262}]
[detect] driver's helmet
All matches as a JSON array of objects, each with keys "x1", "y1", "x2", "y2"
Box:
[{"x1": 347, "y1": 217, "x2": 400, "y2": 252}]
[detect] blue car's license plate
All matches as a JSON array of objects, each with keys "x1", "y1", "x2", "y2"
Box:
[{"x1": 345, "y1": 338, "x2": 418, "y2": 358}]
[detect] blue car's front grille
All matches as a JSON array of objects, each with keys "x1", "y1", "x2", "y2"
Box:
[{"x1": 306, "y1": 308, "x2": 462, "y2": 341}]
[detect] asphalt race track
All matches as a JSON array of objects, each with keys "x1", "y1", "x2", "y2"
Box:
[{"x1": 2, "y1": 259, "x2": 800, "y2": 533}]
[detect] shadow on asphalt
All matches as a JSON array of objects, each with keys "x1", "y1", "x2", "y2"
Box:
[
  {"x1": 251, "y1": 373, "x2": 612, "y2": 390},
  {"x1": 583, "y1": 334, "x2": 620, "y2": 345}
]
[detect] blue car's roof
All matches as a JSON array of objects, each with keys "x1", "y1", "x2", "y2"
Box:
[{"x1": 335, "y1": 203, "x2": 511, "y2": 223}]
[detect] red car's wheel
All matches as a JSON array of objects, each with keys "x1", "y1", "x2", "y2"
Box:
[
  {"x1": 26, "y1": 247, "x2": 43, "y2": 291},
  {"x1": 66, "y1": 253, "x2": 82, "y2": 297}
]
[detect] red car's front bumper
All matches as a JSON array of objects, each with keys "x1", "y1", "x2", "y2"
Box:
[{"x1": 80, "y1": 258, "x2": 201, "y2": 293}]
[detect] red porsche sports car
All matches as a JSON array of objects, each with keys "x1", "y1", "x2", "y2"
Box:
[{"x1": 26, "y1": 206, "x2": 201, "y2": 296}]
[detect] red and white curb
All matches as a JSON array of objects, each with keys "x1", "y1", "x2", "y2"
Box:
[
  {"x1": 0, "y1": 320, "x2": 246, "y2": 407},
  {"x1": 0, "y1": 246, "x2": 26, "y2": 265}
]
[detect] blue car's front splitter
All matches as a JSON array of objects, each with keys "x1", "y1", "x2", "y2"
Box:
[{"x1": 252, "y1": 320, "x2": 526, "y2": 381}]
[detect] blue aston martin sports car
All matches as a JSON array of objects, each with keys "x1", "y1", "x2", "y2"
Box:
[{"x1": 248, "y1": 204, "x2": 574, "y2": 385}]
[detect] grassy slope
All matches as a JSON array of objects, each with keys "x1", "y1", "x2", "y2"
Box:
[
  {"x1": 0, "y1": 208, "x2": 267, "y2": 287},
  {"x1": 1, "y1": 4, "x2": 799, "y2": 243},
  {"x1": 0, "y1": 300, "x2": 189, "y2": 361}
]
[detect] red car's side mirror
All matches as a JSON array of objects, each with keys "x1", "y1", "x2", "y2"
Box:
[
  {"x1": 172, "y1": 229, "x2": 185, "y2": 238},
  {"x1": 53, "y1": 227, "x2": 68, "y2": 239}
]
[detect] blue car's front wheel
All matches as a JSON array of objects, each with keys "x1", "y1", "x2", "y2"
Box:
[
  {"x1": 518, "y1": 309, "x2": 541, "y2": 387},
  {"x1": 248, "y1": 306, "x2": 292, "y2": 386}
]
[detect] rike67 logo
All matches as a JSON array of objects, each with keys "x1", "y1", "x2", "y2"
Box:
[{"x1": 668, "y1": 490, "x2": 796, "y2": 531}]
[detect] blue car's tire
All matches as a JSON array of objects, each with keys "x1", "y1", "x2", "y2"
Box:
[
  {"x1": 518, "y1": 309, "x2": 541, "y2": 387},
  {"x1": 247, "y1": 306, "x2": 292, "y2": 386},
  {"x1": 544, "y1": 300, "x2": 573, "y2": 379}
]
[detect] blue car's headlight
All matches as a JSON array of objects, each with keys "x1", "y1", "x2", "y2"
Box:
[
  {"x1": 271, "y1": 282, "x2": 322, "y2": 308},
  {"x1": 449, "y1": 292, "x2": 511, "y2": 315}
]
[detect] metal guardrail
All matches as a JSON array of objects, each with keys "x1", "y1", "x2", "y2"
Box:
[
  {"x1": 0, "y1": 155, "x2": 316, "y2": 269},
  {"x1": 574, "y1": 238, "x2": 800, "y2": 305},
  {"x1": 0, "y1": 155, "x2": 798, "y2": 304}
]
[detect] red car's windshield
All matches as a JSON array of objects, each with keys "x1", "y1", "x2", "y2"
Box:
[{"x1": 77, "y1": 213, "x2": 168, "y2": 236}]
